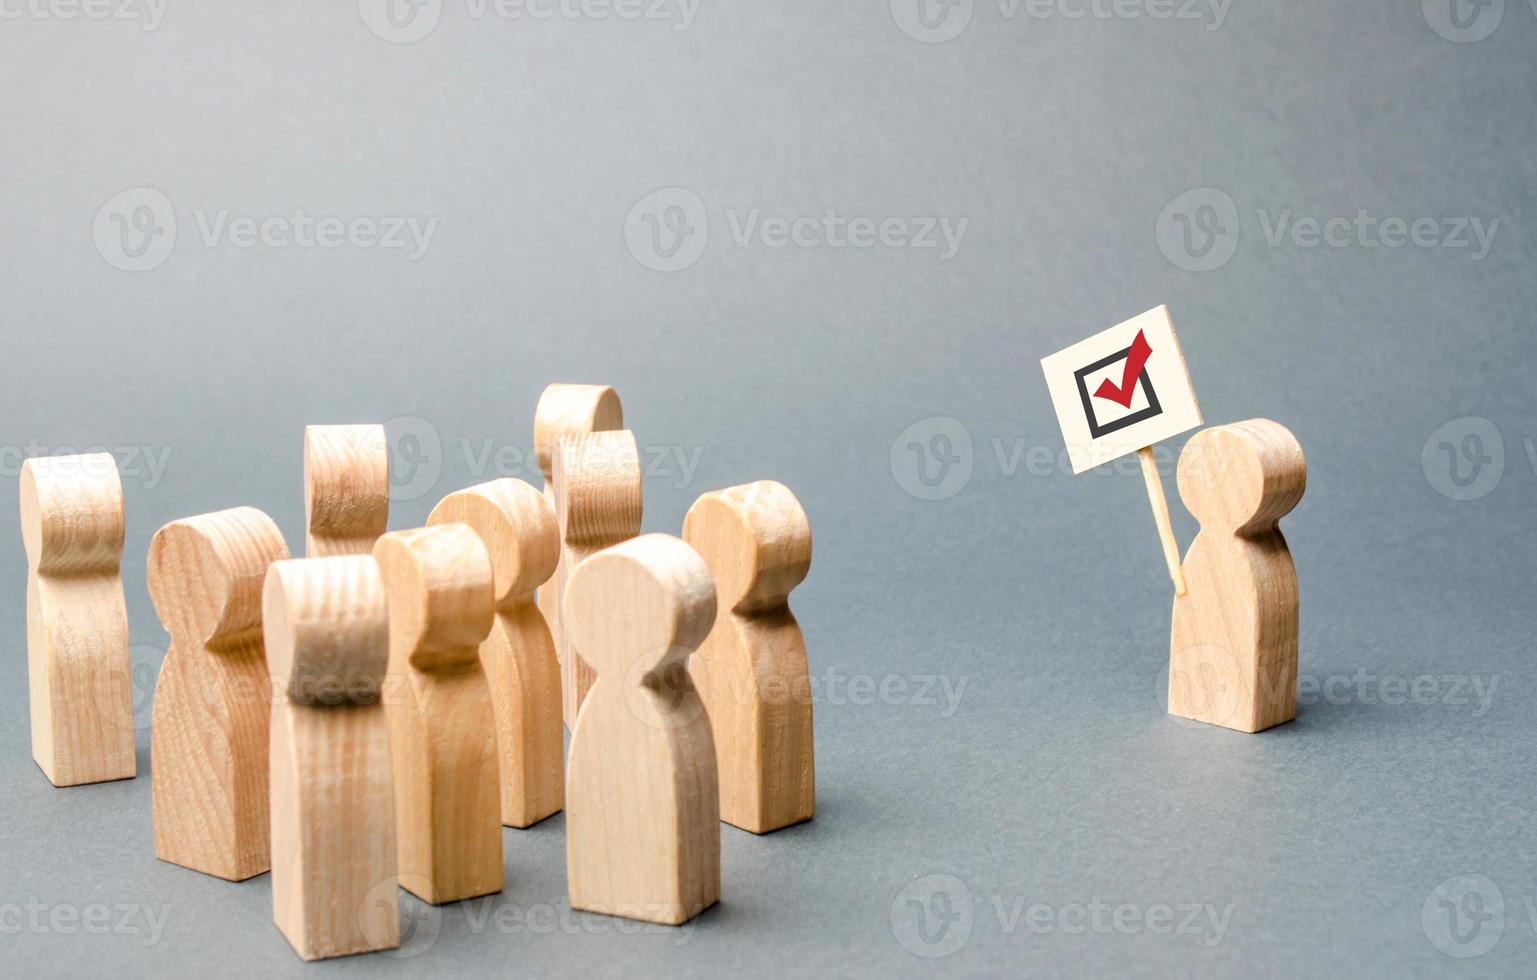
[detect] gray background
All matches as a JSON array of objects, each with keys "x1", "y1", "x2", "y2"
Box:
[{"x1": 2, "y1": 1, "x2": 1535, "y2": 977}]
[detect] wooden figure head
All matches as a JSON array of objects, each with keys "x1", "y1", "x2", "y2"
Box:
[
  {"x1": 264, "y1": 557, "x2": 390, "y2": 705},
  {"x1": 534, "y1": 384, "x2": 623, "y2": 486},
  {"x1": 427, "y1": 479, "x2": 559, "y2": 607},
  {"x1": 148, "y1": 507, "x2": 291, "y2": 651},
  {"x1": 683, "y1": 481, "x2": 811, "y2": 615},
  {"x1": 1177, "y1": 419, "x2": 1306, "y2": 537},
  {"x1": 304, "y1": 424, "x2": 389, "y2": 557},
  {"x1": 20, "y1": 453, "x2": 124, "y2": 576},
  {"x1": 373, "y1": 525, "x2": 495, "y2": 672},
  {"x1": 551, "y1": 430, "x2": 643, "y2": 547},
  {"x1": 563, "y1": 534, "x2": 716, "y2": 684}
]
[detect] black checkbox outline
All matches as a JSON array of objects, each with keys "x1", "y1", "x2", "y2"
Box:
[{"x1": 1074, "y1": 345, "x2": 1163, "y2": 439}]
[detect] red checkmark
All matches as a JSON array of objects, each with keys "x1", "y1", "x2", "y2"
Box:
[{"x1": 1093, "y1": 329, "x2": 1153, "y2": 408}]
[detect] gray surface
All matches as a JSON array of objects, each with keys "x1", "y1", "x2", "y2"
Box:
[{"x1": 2, "y1": 2, "x2": 1535, "y2": 977}]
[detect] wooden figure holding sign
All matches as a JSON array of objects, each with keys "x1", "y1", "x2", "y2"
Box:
[
  {"x1": 1041, "y1": 305, "x2": 1203, "y2": 595},
  {"x1": 1168, "y1": 420, "x2": 1305, "y2": 732},
  {"x1": 1042, "y1": 308, "x2": 1306, "y2": 734}
]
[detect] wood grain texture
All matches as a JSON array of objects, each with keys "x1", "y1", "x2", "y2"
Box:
[
  {"x1": 20, "y1": 454, "x2": 136, "y2": 787},
  {"x1": 684, "y1": 481, "x2": 815, "y2": 834},
  {"x1": 147, "y1": 507, "x2": 289, "y2": 880},
  {"x1": 428, "y1": 478, "x2": 563, "y2": 828},
  {"x1": 532, "y1": 383, "x2": 623, "y2": 725},
  {"x1": 550, "y1": 428, "x2": 642, "y2": 729},
  {"x1": 374, "y1": 524, "x2": 503, "y2": 904},
  {"x1": 304, "y1": 424, "x2": 389, "y2": 557},
  {"x1": 1139, "y1": 446, "x2": 1188, "y2": 596},
  {"x1": 1169, "y1": 419, "x2": 1306, "y2": 733},
  {"x1": 265, "y1": 555, "x2": 398, "y2": 961},
  {"x1": 564, "y1": 533, "x2": 720, "y2": 926}
]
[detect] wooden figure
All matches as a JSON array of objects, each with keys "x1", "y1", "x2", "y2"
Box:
[
  {"x1": 265, "y1": 555, "x2": 398, "y2": 960},
  {"x1": 564, "y1": 533, "x2": 720, "y2": 926},
  {"x1": 20, "y1": 453, "x2": 136, "y2": 787},
  {"x1": 304, "y1": 424, "x2": 389, "y2": 557},
  {"x1": 1169, "y1": 419, "x2": 1306, "y2": 733},
  {"x1": 550, "y1": 428, "x2": 642, "y2": 729},
  {"x1": 373, "y1": 524, "x2": 503, "y2": 904},
  {"x1": 684, "y1": 481, "x2": 815, "y2": 834},
  {"x1": 148, "y1": 507, "x2": 290, "y2": 880},
  {"x1": 427, "y1": 479, "x2": 563, "y2": 828},
  {"x1": 532, "y1": 384, "x2": 623, "y2": 717}
]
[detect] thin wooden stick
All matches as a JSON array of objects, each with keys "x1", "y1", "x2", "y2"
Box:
[{"x1": 1139, "y1": 446, "x2": 1187, "y2": 596}]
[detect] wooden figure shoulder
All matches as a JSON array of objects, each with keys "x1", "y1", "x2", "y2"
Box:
[
  {"x1": 373, "y1": 524, "x2": 503, "y2": 904},
  {"x1": 684, "y1": 480, "x2": 815, "y2": 834},
  {"x1": 532, "y1": 384, "x2": 622, "y2": 692},
  {"x1": 20, "y1": 453, "x2": 135, "y2": 787},
  {"x1": 265, "y1": 555, "x2": 398, "y2": 961},
  {"x1": 147, "y1": 506, "x2": 290, "y2": 880},
  {"x1": 428, "y1": 478, "x2": 564, "y2": 828},
  {"x1": 1169, "y1": 419, "x2": 1306, "y2": 734},
  {"x1": 564, "y1": 533, "x2": 720, "y2": 926},
  {"x1": 549, "y1": 428, "x2": 643, "y2": 728}
]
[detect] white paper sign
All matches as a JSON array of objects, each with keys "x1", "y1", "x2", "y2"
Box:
[{"x1": 1040, "y1": 306, "x2": 1203, "y2": 474}]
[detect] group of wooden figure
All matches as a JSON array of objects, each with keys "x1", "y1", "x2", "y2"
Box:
[{"x1": 21, "y1": 384, "x2": 817, "y2": 960}]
